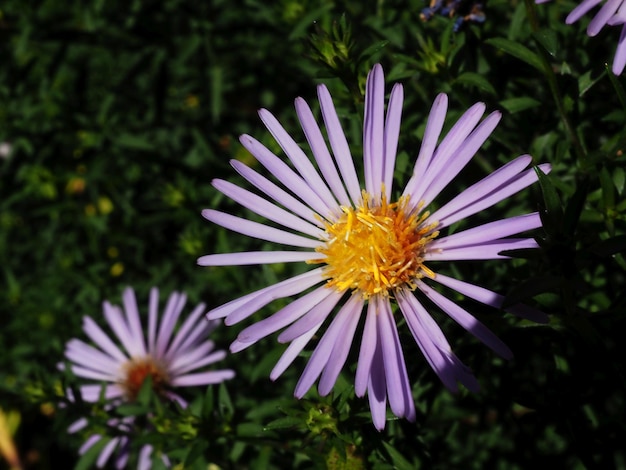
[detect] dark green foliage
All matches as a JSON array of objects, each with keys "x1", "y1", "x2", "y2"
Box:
[{"x1": 1, "y1": 0, "x2": 625, "y2": 468}]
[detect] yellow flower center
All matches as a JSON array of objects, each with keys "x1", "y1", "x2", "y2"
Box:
[
  {"x1": 121, "y1": 357, "x2": 169, "y2": 401},
  {"x1": 315, "y1": 192, "x2": 439, "y2": 298}
]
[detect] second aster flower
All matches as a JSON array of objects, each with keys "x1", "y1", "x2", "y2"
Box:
[
  {"x1": 61, "y1": 287, "x2": 235, "y2": 468},
  {"x1": 199, "y1": 64, "x2": 549, "y2": 430}
]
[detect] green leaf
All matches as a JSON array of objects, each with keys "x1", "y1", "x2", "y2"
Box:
[
  {"x1": 578, "y1": 69, "x2": 606, "y2": 97},
  {"x1": 382, "y1": 441, "x2": 417, "y2": 470},
  {"x1": 264, "y1": 416, "x2": 302, "y2": 430},
  {"x1": 183, "y1": 441, "x2": 209, "y2": 467},
  {"x1": 454, "y1": 72, "x2": 497, "y2": 96},
  {"x1": 485, "y1": 37, "x2": 544, "y2": 73},
  {"x1": 532, "y1": 29, "x2": 558, "y2": 57},
  {"x1": 115, "y1": 133, "x2": 155, "y2": 151},
  {"x1": 498, "y1": 97, "x2": 541, "y2": 114},
  {"x1": 607, "y1": 63, "x2": 626, "y2": 112},
  {"x1": 218, "y1": 383, "x2": 234, "y2": 418},
  {"x1": 534, "y1": 166, "x2": 563, "y2": 237}
]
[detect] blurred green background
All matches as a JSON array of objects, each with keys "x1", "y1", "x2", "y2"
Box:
[{"x1": 1, "y1": 0, "x2": 625, "y2": 468}]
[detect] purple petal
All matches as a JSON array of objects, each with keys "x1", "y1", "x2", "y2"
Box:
[
  {"x1": 277, "y1": 290, "x2": 345, "y2": 343},
  {"x1": 68, "y1": 418, "x2": 88, "y2": 433},
  {"x1": 155, "y1": 292, "x2": 186, "y2": 358},
  {"x1": 240, "y1": 134, "x2": 334, "y2": 219},
  {"x1": 82, "y1": 316, "x2": 127, "y2": 363},
  {"x1": 613, "y1": 25, "x2": 626, "y2": 75},
  {"x1": 206, "y1": 267, "x2": 325, "y2": 321},
  {"x1": 147, "y1": 288, "x2": 159, "y2": 355},
  {"x1": 317, "y1": 295, "x2": 364, "y2": 396},
  {"x1": 77, "y1": 384, "x2": 123, "y2": 402},
  {"x1": 102, "y1": 302, "x2": 140, "y2": 359},
  {"x1": 138, "y1": 445, "x2": 153, "y2": 470},
  {"x1": 377, "y1": 297, "x2": 415, "y2": 420},
  {"x1": 65, "y1": 340, "x2": 120, "y2": 375},
  {"x1": 430, "y1": 213, "x2": 541, "y2": 250},
  {"x1": 355, "y1": 300, "x2": 378, "y2": 397},
  {"x1": 96, "y1": 437, "x2": 120, "y2": 468},
  {"x1": 79, "y1": 434, "x2": 102, "y2": 455},
  {"x1": 431, "y1": 162, "x2": 551, "y2": 230},
  {"x1": 295, "y1": 97, "x2": 351, "y2": 206},
  {"x1": 294, "y1": 295, "x2": 361, "y2": 398},
  {"x1": 212, "y1": 179, "x2": 325, "y2": 237},
  {"x1": 411, "y1": 102, "x2": 486, "y2": 204},
  {"x1": 171, "y1": 370, "x2": 235, "y2": 387},
  {"x1": 202, "y1": 209, "x2": 322, "y2": 249},
  {"x1": 587, "y1": 0, "x2": 621, "y2": 35},
  {"x1": 67, "y1": 364, "x2": 117, "y2": 382},
  {"x1": 165, "y1": 302, "x2": 208, "y2": 360},
  {"x1": 122, "y1": 287, "x2": 147, "y2": 357},
  {"x1": 270, "y1": 320, "x2": 323, "y2": 380},
  {"x1": 231, "y1": 159, "x2": 323, "y2": 227},
  {"x1": 403, "y1": 93, "x2": 449, "y2": 202},
  {"x1": 566, "y1": 0, "x2": 603, "y2": 24},
  {"x1": 420, "y1": 111, "x2": 501, "y2": 208},
  {"x1": 363, "y1": 63, "x2": 385, "y2": 196},
  {"x1": 417, "y1": 281, "x2": 513, "y2": 359},
  {"x1": 367, "y1": 339, "x2": 388, "y2": 431},
  {"x1": 382, "y1": 83, "x2": 404, "y2": 199},
  {"x1": 397, "y1": 289, "x2": 479, "y2": 392},
  {"x1": 231, "y1": 285, "x2": 334, "y2": 352},
  {"x1": 259, "y1": 108, "x2": 339, "y2": 211},
  {"x1": 198, "y1": 250, "x2": 324, "y2": 266},
  {"x1": 426, "y1": 238, "x2": 539, "y2": 261},
  {"x1": 168, "y1": 341, "x2": 216, "y2": 374},
  {"x1": 170, "y1": 350, "x2": 226, "y2": 376},
  {"x1": 432, "y1": 273, "x2": 549, "y2": 323},
  {"x1": 317, "y1": 84, "x2": 362, "y2": 206}
]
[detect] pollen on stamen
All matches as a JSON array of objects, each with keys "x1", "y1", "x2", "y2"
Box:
[{"x1": 311, "y1": 191, "x2": 439, "y2": 299}]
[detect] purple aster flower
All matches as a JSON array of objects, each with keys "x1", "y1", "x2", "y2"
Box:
[
  {"x1": 61, "y1": 287, "x2": 235, "y2": 468},
  {"x1": 537, "y1": 0, "x2": 626, "y2": 74},
  {"x1": 199, "y1": 64, "x2": 549, "y2": 430}
]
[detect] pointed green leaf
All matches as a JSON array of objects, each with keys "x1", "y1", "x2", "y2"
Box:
[
  {"x1": 485, "y1": 37, "x2": 544, "y2": 73},
  {"x1": 534, "y1": 166, "x2": 563, "y2": 237},
  {"x1": 533, "y1": 29, "x2": 558, "y2": 57},
  {"x1": 607, "y1": 63, "x2": 626, "y2": 112},
  {"x1": 454, "y1": 72, "x2": 497, "y2": 96},
  {"x1": 499, "y1": 97, "x2": 541, "y2": 114},
  {"x1": 382, "y1": 441, "x2": 417, "y2": 470}
]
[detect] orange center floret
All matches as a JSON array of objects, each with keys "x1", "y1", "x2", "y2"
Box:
[
  {"x1": 121, "y1": 357, "x2": 169, "y2": 400},
  {"x1": 316, "y1": 192, "x2": 439, "y2": 298}
]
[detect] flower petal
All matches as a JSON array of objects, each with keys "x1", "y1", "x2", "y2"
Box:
[
  {"x1": 295, "y1": 97, "x2": 351, "y2": 206},
  {"x1": 198, "y1": 250, "x2": 324, "y2": 266},
  {"x1": 202, "y1": 209, "x2": 322, "y2": 249},
  {"x1": 212, "y1": 178, "x2": 325, "y2": 238},
  {"x1": 418, "y1": 281, "x2": 513, "y2": 359},
  {"x1": 206, "y1": 267, "x2": 325, "y2": 322},
  {"x1": 318, "y1": 84, "x2": 362, "y2": 205}
]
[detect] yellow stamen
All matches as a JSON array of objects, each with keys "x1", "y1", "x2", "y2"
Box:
[{"x1": 311, "y1": 190, "x2": 439, "y2": 299}]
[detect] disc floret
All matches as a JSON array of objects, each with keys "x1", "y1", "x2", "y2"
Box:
[{"x1": 316, "y1": 192, "x2": 439, "y2": 298}]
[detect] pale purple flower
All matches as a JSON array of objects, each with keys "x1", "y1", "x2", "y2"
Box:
[
  {"x1": 537, "y1": 0, "x2": 626, "y2": 74},
  {"x1": 61, "y1": 286, "x2": 235, "y2": 468},
  {"x1": 199, "y1": 64, "x2": 549, "y2": 430}
]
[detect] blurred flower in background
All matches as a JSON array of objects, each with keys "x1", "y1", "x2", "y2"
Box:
[
  {"x1": 199, "y1": 64, "x2": 548, "y2": 430},
  {"x1": 60, "y1": 287, "x2": 234, "y2": 468}
]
